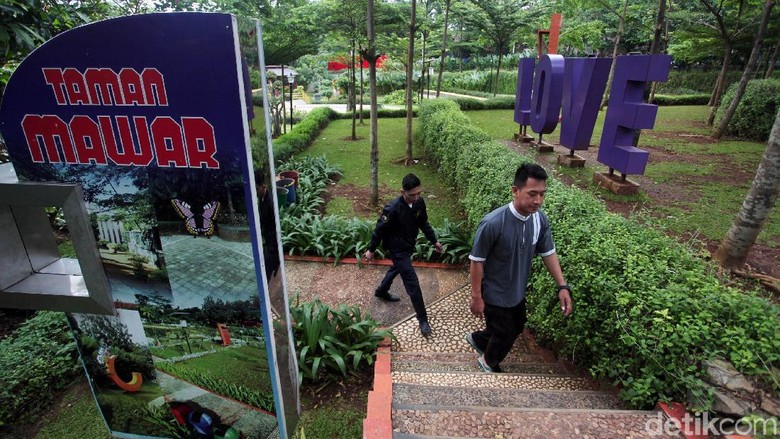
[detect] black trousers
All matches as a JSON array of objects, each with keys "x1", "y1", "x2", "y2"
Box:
[
  {"x1": 376, "y1": 252, "x2": 428, "y2": 322},
  {"x1": 470, "y1": 299, "x2": 527, "y2": 368}
]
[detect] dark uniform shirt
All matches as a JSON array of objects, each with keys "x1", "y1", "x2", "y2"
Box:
[{"x1": 369, "y1": 195, "x2": 437, "y2": 254}]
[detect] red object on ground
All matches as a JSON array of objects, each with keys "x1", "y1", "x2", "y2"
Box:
[
  {"x1": 106, "y1": 355, "x2": 143, "y2": 392},
  {"x1": 217, "y1": 323, "x2": 232, "y2": 346}
]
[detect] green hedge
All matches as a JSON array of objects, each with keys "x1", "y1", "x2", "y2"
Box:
[
  {"x1": 657, "y1": 70, "x2": 742, "y2": 95},
  {"x1": 714, "y1": 78, "x2": 780, "y2": 141},
  {"x1": 652, "y1": 94, "x2": 710, "y2": 106},
  {"x1": 416, "y1": 99, "x2": 780, "y2": 409},
  {"x1": 271, "y1": 107, "x2": 338, "y2": 164},
  {"x1": 0, "y1": 312, "x2": 81, "y2": 427}
]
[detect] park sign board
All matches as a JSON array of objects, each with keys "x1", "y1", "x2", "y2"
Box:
[
  {"x1": 0, "y1": 12, "x2": 299, "y2": 438},
  {"x1": 514, "y1": 53, "x2": 672, "y2": 176}
]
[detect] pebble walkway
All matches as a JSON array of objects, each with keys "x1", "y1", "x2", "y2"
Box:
[{"x1": 388, "y1": 284, "x2": 680, "y2": 438}]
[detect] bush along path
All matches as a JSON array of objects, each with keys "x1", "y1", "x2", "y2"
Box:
[
  {"x1": 410, "y1": 100, "x2": 779, "y2": 434},
  {"x1": 368, "y1": 285, "x2": 678, "y2": 438}
]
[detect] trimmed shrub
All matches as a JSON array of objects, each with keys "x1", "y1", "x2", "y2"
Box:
[
  {"x1": 416, "y1": 99, "x2": 780, "y2": 410},
  {"x1": 714, "y1": 78, "x2": 780, "y2": 141},
  {"x1": 653, "y1": 94, "x2": 710, "y2": 106},
  {"x1": 271, "y1": 107, "x2": 338, "y2": 164},
  {"x1": 657, "y1": 70, "x2": 742, "y2": 95}
]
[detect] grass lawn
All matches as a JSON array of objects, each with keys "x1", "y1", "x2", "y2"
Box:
[
  {"x1": 168, "y1": 345, "x2": 272, "y2": 392},
  {"x1": 299, "y1": 118, "x2": 465, "y2": 228}
]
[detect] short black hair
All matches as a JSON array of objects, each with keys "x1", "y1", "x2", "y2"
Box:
[
  {"x1": 402, "y1": 173, "x2": 421, "y2": 191},
  {"x1": 513, "y1": 163, "x2": 548, "y2": 188},
  {"x1": 254, "y1": 168, "x2": 266, "y2": 185}
]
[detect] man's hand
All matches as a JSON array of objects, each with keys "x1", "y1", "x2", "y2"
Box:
[
  {"x1": 434, "y1": 241, "x2": 443, "y2": 253},
  {"x1": 363, "y1": 250, "x2": 374, "y2": 262},
  {"x1": 558, "y1": 289, "x2": 573, "y2": 317},
  {"x1": 470, "y1": 294, "x2": 484, "y2": 317}
]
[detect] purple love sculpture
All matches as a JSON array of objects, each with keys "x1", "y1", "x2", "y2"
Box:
[
  {"x1": 530, "y1": 54, "x2": 565, "y2": 135},
  {"x1": 597, "y1": 54, "x2": 671, "y2": 175},
  {"x1": 560, "y1": 57, "x2": 611, "y2": 151},
  {"x1": 513, "y1": 57, "x2": 536, "y2": 127}
]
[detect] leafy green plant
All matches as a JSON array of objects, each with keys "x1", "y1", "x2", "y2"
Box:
[
  {"x1": 290, "y1": 298, "x2": 393, "y2": 381},
  {"x1": 715, "y1": 78, "x2": 780, "y2": 141},
  {"x1": 0, "y1": 311, "x2": 80, "y2": 427}
]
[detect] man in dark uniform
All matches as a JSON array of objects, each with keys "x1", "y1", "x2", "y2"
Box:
[
  {"x1": 255, "y1": 168, "x2": 280, "y2": 280},
  {"x1": 364, "y1": 173, "x2": 442, "y2": 337}
]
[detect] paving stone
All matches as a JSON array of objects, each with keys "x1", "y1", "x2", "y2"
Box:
[{"x1": 393, "y1": 384, "x2": 627, "y2": 410}]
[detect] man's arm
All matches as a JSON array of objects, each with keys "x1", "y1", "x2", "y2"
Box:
[
  {"x1": 469, "y1": 260, "x2": 485, "y2": 316},
  {"x1": 365, "y1": 205, "x2": 393, "y2": 261},
  {"x1": 418, "y1": 201, "x2": 442, "y2": 253},
  {"x1": 542, "y1": 253, "x2": 573, "y2": 317}
]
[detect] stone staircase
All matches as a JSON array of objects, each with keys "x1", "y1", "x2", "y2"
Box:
[{"x1": 367, "y1": 285, "x2": 680, "y2": 439}]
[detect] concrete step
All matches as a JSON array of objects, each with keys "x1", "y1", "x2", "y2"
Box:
[
  {"x1": 393, "y1": 356, "x2": 568, "y2": 375},
  {"x1": 393, "y1": 383, "x2": 627, "y2": 411},
  {"x1": 392, "y1": 408, "x2": 678, "y2": 438},
  {"x1": 392, "y1": 350, "x2": 550, "y2": 366},
  {"x1": 391, "y1": 370, "x2": 597, "y2": 392}
]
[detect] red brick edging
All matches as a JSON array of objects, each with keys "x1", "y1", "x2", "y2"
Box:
[
  {"x1": 284, "y1": 254, "x2": 465, "y2": 270},
  {"x1": 363, "y1": 337, "x2": 393, "y2": 439}
]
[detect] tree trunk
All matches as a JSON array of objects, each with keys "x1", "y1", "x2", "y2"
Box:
[
  {"x1": 405, "y1": 0, "x2": 417, "y2": 165},
  {"x1": 351, "y1": 40, "x2": 357, "y2": 140},
  {"x1": 493, "y1": 51, "x2": 503, "y2": 97},
  {"x1": 435, "y1": 0, "x2": 451, "y2": 98},
  {"x1": 600, "y1": 0, "x2": 628, "y2": 110},
  {"x1": 649, "y1": 0, "x2": 666, "y2": 55},
  {"x1": 707, "y1": 47, "x2": 731, "y2": 124},
  {"x1": 766, "y1": 42, "x2": 779, "y2": 78},
  {"x1": 714, "y1": 107, "x2": 780, "y2": 269},
  {"x1": 281, "y1": 65, "x2": 287, "y2": 134},
  {"x1": 713, "y1": 0, "x2": 775, "y2": 139},
  {"x1": 359, "y1": 44, "x2": 365, "y2": 125},
  {"x1": 367, "y1": 0, "x2": 379, "y2": 207}
]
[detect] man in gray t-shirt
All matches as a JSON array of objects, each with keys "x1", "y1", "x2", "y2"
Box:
[{"x1": 467, "y1": 163, "x2": 573, "y2": 373}]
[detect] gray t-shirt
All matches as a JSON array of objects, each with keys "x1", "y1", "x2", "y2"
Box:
[{"x1": 469, "y1": 203, "x2": 556, "y2": 307}]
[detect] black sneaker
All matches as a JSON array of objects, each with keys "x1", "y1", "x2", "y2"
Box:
[
  {"x1": 374, "y1": 292, "x2": 400, "y2": 302},
  {"x1": 419, "y1": 321, "x2": 432, "y2": 337},
  {"x1": 465, "y1": 333, "x2": 484, "y2": 356}
]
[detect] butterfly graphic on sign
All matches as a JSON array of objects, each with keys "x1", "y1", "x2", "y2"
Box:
[{"x1": 171, "y1": 199, "x2": 221, "y2": 238}]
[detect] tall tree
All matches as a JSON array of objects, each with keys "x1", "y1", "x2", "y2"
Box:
[
  {"x1": 696, "y1": 0, "x2": 759, "y2": 125},
  {"x1": 713, "y1": 0, "x2": 775, "y2": 139},
  {"x1": 405, "y1": 0, "x2": 417, "y2": 165},
  {"x1": 435, "y1": 0, "x2": 453, "y2": 97},
  {"x1": 461, "y1": 0, "x2": 531, "y2": 96},
  {"x1": 599, "y1": 0, "x2": 629, "y2": 110},
  {"x1": 364, "y1": 0, "x2": 381, "y2": 206},
  {"x1": 714, "y1": 107, "x2": 780, "y2": 269}
]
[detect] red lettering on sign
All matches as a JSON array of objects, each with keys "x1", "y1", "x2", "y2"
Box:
[
  {"x1": 71, "y1": 115, "x2": 107, "y2": 164},
  {"x1": 43, "y1": 68, "x2": 68, "y2": 105},
  {"x1": 22, "y1": 114, "x2": 78, "y2": 164},
  {"x1": 85, "y1": 68, "x2": 124, "y2": 106},
  {"x1": 152, "y1": 117, "x2": 188, "y2": 167},
  {"x1": 100, "y1": 116, "x2": 154, "y2": 166},
  {"x1": 64, "y1": 68, "x2": 91, "y2": 105},
  {"x1": 142, "y1": 69, "x2": 168, "y2": 106},
  {"x1": 183, "y1": 118, "x2": 218, "y2": 169},
  {"x1": 41, "y1": 67, "x2": 168, "y2": 106},
  {"x1": 119, "y1": 69, "x2": 145, "y2": 106}
]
